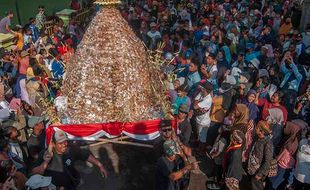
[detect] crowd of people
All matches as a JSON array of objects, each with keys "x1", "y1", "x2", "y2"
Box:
[
  {"x1": 0, "y1": 1, "x2": 110, "y2": 190},
  {"x1": 1, "y1": 0, "x2": 310, "y2": 190},
  {"x1": 118, "y1": 0, "x2": 310, "y2": 190}
]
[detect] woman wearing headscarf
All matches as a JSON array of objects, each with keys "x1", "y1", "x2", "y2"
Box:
[
  {"x1": 248, "y1": 121, "x2": 273, "y2": 190},
  {"x1": 240, "y1": 89, "x2": 260, "y2": 122},
  {"x1": 265, "y1": 108, "x2": 284, "y2": 154},
  {"x1": 266, "y1": 121, "x2": 302, "y2": 190},
  {"x1": 229, "y1": 104, "x2": 249, "y2": 135},
  {"x1": 293, "y1": 130, "x2": 310, "y2": 189},
  {"x1": 223, "y1": 130, "x2": 245, "y2": 190},
  {"x1": 239, "y1": 90, "x2": 260, "y2": 161}
]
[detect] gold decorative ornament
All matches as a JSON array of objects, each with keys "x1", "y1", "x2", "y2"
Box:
[{"x1": 94, "y1": 0, "x2": 121, "y2": 6}]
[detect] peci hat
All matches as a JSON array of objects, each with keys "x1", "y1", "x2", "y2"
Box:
[
  {"x1": 52, "y1": 130, "x2": 68, "y2": 143},
  {"x1": 163, "y1": 140, "x2": 178, "y2": 156},
  {"x1": 199, "y1": 81, "x2": 213, "y2": 93},
  {"x1": 28, "y1": 116, "x2": 45, "y2": 128}
]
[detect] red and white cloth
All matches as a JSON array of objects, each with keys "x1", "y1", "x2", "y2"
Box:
[{"x1": 46, "y1": 119, "x2": 176, "y2": 144}]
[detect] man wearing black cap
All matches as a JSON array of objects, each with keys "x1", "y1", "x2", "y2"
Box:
[
  {"x1": 32, "y1": 131, "x2": 107, "y2": 189},
  {"x1": 176, "y1": 104, "x2": 192, "y2": 146},
  {"x1": 155, "y1": 140, "x2": 198, "y2": 190},
  {"x1": 155, "y1": 120, "x2": 192, "y2": 160},
  {"x1": 190, "y1": 81, "x2": 213, "y2": 154}
]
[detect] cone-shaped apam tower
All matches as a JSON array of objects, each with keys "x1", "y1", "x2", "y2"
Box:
[{"x1": 62, "y1": 8, "x2": 165, "y2": 124}]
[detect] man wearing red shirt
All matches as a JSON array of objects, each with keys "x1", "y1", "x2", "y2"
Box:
[{"x1": 255, "y1": 91, "x2": 288, "y2": 124}]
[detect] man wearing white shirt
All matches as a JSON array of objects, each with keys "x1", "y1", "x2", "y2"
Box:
[
  {"x1": 201, "y1": 53, "x2": 218, "y2": 86},
  {"x1": 190, "y1": 81, "x2": 213, "y2": 154}
]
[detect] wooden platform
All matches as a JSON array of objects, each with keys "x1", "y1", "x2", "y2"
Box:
[{"x1": 0, "y1": 33, "x2": 15, "y2": 50}]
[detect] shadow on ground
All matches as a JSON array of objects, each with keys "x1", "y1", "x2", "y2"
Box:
[{"x1": 76, "y1": 142, "x2": 156, "y2": 190}]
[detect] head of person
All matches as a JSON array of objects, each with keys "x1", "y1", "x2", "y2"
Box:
[
  {"x1": 163, "y1": 140, "x2": 178, "y2": 161},
  {"x1": 173, "y1": 77, "x2": 185, "y2": 90},
  {"x1": 260, "y1": 46, "x2": 268, "y2": 55},
  {"x1": 247, "y1": 89, "x2": 256, "y2": 103},
  {"x1": 189, "y1": 58, "x2": 199, "y2": 73},
  {"x1": 26, "y1": 27, "x2": 32, "y2": 35},
  {"x1": 49, "y1": 48, "x2": 60, "y2": 60},
  {"x1": 231, "y1": 104, "x2": 249, "y2": 124},
  {"x1": 268, "y1": 64, "x2": 279, "y2": 76},
  {"x1": 20, "y1": 50, "x2": 30, "y2": 61},
  {"x1": 150, "y1": 22, "x2": 157, "y2": 31},
  {"x1": 207, "y1": 53, "x2": 217, "y2": 65},
  {"x1": 178, "y1": 104, "x2": 188, "y2": 120},
  {"x1": 270, "y1": 91, "x2": 284, "y2": 104},
  {"x1": 230, "y1": 130, "x2": 245, "y2": 146},
  {"x1": 177, "y1": 83, "x2": 189, "y2": 98},
  {"x1": 182, "y1": 40, "x2": 191, "y2": 52},
  {"x1": 0, "y1": 159, "x2": 15, "y2": 181},
  {"x1": 29, "y1": 17, "x2": 36, "y2": 25},
  {"x1": 237, "y1": 52, "x2": 244, "y2": 62},
  {"x1": 217, "y1": 50, "x2": 225, "y2": 61},
  {"x1": 4, "y1": 126, "x2": 20, "y2": 141},
  {"x1": 266, "y1": 108, "x2": 284, "y2": 125},
  {"x1": 15, "y1": 24, "x2": 23, "y2": 33},
  {"x1": 52, "y1": 131, "x2": 69, "y2": 154},
  {"x1": 306, "y1": 130, "x2": 310, "y2": 144},
  {"x1": 38, "y1": 6, "x2": 45, "y2": 14},
  {"x1": 159, "y1": 120, "x2": 173, "y2": 140},
  {"x1": 6, "y1": 11, "x2": 13, "y2": 19},
  {"x1": 0, "y1": 139, "x2": 9, "y2": 152},
  {"x1": 210, "y1": 35, "x2": 216, "y2": 43},
  {"x1": 25, "y1": 175, "x2": 55, "y2": 190},
  {"x1": 28, "y1": 116, "x2": 45, "y2": 134},
  {"x1": 294, "y1": 33, "x2": 302, "y2": 43},
  {"x1": 285, "y1": 17, "x2": 291, "y2": 25},
  {"x1": 198, "y1": 81, "x2": 213, "y2": 96},
  {"x1": 255, "y1": 120, "x2": 272, "y2": 139}
]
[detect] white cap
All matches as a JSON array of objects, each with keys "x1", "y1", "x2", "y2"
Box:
[
  {"x1": 176, "y1": 77, "x2": 185, "y2": 86},
  {"x1": 26, "y1": 175, "x2": 56, "y2": 190},
  {"x1": 223, "y1": 75, "x2": 237, "y2": 85},
  {"x1": 249, "y1": 58, "x2": 260, "y2": 70}
]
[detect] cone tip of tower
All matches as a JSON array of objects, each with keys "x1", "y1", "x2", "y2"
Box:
[{"x1": 94, "y1": 0, "x2": 121, "y2": 5}]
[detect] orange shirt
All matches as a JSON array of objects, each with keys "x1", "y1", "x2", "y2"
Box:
[
  {"x1": 19, "y1": 57, "x2": 29, "y2": 75},
  {"x1": 16, "y1": 32, "x2": 24, "y2": 51}
]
